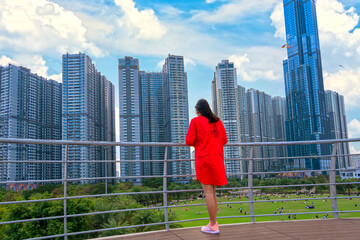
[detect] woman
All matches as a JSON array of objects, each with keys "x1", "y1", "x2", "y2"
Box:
[{"x1": 186, "y1": 99, "x2": 227, "y2": 234}]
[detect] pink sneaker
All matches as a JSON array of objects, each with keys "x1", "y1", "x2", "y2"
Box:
[{"x1": 201, "y1": 222, "x2": 220, "y2": 234}]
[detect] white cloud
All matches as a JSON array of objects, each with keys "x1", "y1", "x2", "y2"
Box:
[
  {"x1": 115, "y1": 0, "x2": 166, "y2": 40},
  {"x1": 0, "y1": 55, "x2": 17, "y2": 66},
  {"x1": 270, "y1": 2, "x2": 285, "y2": 39},
  {"x1": 156, "y1": 60, "x2": 165, "y2": 71},
  {"x1": 324, "y1": 69, "x2": 360, "y2": 108},
  {"x1": 206, "y1": 0, "x2": 217, "y2": 3},
  {"x1": 192, "y1": 0, "x2": 279, "y2": 23},
  {"x1": 159, "y1": 5, "x2": 184, "y2": 17},
  {"x1": 184, "y1": 57, "x2": 196, "y2": 67},
  {"x1": 316, "y1": 0, "x2": 360, "y2": 46},
  {"x1": 270, "y1": 0, "x2": 360, "y2": 52},
  {"x1": 349, "y1": 145, "x2": 360, "y2": 154},
  {"x1": 0, "y1": 54, "x2": 62, "y2": 82},
  {"x1": 0, "y1": 0, "x2": 101, "y2": 57},
  {"x1": 348, "y1": 119, "x2": 360, "y2": 138},
  {"x1": 229, "y1": 46, "x2": 286, "y2": 82}
]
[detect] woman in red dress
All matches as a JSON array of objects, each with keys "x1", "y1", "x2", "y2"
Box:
[{"x1": 186, "y1": 99, "x2": 227, "y2": 234}]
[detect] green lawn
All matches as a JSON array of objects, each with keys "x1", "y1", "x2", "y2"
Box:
[{"x1": 168, "y1": 194, "x2": 360, "y2": 228}]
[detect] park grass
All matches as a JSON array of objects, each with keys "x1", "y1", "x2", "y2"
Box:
[{"x1": 168, "y1": 194, "x2": 360, "y2": 228}]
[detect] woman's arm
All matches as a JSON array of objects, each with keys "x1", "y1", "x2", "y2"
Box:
[{"x1": 186, "y1": 119, "x2": 197, "y2": 146}]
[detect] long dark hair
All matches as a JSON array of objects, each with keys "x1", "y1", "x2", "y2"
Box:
[{"x1": 195, "y1": 99, "x2": 219, "y2": 123}]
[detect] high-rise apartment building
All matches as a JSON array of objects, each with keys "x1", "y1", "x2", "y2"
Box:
[
  {"x1": 118, "y1": 56, "x2": 142, "y2": 184},
  {"x1": 247, "y1": 89, "x2": 276, "y2": 173},
  {"x1": 140, "y1": 71, "x2": 165, "y2": 176},
  {"x1": 283, "y1": 0, "x2": 331, "y2": 169},
  {"x1": 325, "y1": 90, "x2": 350, "y2": 169},
  {"x1": 212, "y1": 60, "x2": 243, "y2": 175},
  {"x1": 0, "y1": 64, "x2": 62, "y2": 182},
  {"x1": 237, "y1": 84, "x2": 250, "y2": 165},
  {"x1": 272, "y1": 96, "x2": 287, "y2": 169},
  {"x1": 62, "y1": 53, "x2": 115, "y2": 182},
  {"x1": 119, "y1": 55, "x2": 190, "y2": 183},
  {"x1": 162, "y1": 54, "x2": 191, "y2": 182}
]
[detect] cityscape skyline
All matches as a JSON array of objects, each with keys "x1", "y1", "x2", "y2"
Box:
[{"x1": 0, "y1": 0, "x2": 359, "y2": 156}]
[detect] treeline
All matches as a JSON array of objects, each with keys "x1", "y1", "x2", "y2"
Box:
[
  {"x1": 1, "y1": 175, "x2": 359, "y2": 239},
  {"x1": 0, "y1": 182, "x2": 180, "y2": 240}
]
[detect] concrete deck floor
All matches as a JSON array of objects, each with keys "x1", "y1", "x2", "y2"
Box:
[{"x1": 93, "y1": 219, "x2": 360, "y2": 240}]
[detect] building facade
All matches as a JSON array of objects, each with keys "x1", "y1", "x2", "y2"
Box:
[
  {"x1": 212, "y1": 60, "x2": 243, "y2": 175},
  {"x1": 140, "y1": 71, "x2": 165, "y2": 176},
  {"x1": 118, "y1": 56, "x2": 142, "y2": 184},
  {"x1": 325, "y1": 90, "x2": 350, "y2": 169},
  {"x1": 62, "y1": 53, "x2": 115, "y2": 183},
  {"x1": 0, "y1": 64, "x2": 62, "y2": 182},
  {"x1": 283, "y1": 0, "x2": 331, "y2": 170},
  {"x1": 162, "y1": 54, "x2": 191, "y2": 182},
  {"x1": 272, "y1": 96, "x2": 288, "y2": 169},
  {"x1": 247, "y1": 89, "x2": 276, "y2": 173}
]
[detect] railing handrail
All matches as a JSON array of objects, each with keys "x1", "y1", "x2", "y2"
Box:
[
  {"x1": 1, "y1": 137, "x2": 360, "y2": 147},
  {"x1": 1, "y1": 138, "x2": 360, "y2": 240}
]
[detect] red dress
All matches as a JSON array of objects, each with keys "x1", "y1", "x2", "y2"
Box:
[{"x1": 186, "y1": 116, "x2": 228, "y2": 186}]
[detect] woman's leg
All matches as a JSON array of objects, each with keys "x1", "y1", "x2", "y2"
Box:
[
  {"x1": 212, "y1": 185, "x2": 217, "y2": 212},
  {"x1": 201, "y1": 183, "x2": 217, "y2": 225}
]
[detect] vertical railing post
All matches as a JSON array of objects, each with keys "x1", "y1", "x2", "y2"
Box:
[
  {"x1": 64, "y1": 145, "x2": 68, "y2": 240},
  {"x1": 330, "y1": 142, "x2": 339, "y2": 219},
  {"x1": 105, "y1": 147, "x2": 108, "y2": 195},
  {"x1": 248, "y1": 146, "x2": 255, "y2": 223},
  {"x1": 163, "y1": 146, "x2": 169, "y2": 230}
]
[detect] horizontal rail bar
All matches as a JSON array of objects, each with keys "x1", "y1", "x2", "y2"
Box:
[
  {"x1": 166, "y1": 211, "x2": 339, "y2": 225},
  {"x1": 337, "y1": 196, "x2": 360, "y2": 200},
  {"x1": 25, "y1": 234, "x2": 66, "y2": 240},
  {"x1": 0, "y1": 191, "x2": 166, "y2": 205},
  {"x1": 66, "y1": 191, "x2": 165, "y2": 200},
  {"x1": 253, "y1": 183, "x2": 331, "y2": 189},
  {"x1": 0, "y1": 215, "x2": 64, "y2": 225},
  {"x1": 0, "y1": 197, "x2": 65, "y2": 205},
  {"x1": 1, "y1": 137, "x2": 360, "y2": 147},
  {"x1": 67, "y1": 206, "x2": 163, "y2": 218},
  {"x1": 253, "y1": 196, "x2": 335, "y2": 203},
  {"x1": 252, "y1": 169, "x2": 330, "y2": 175},
  {"x1": 338, "y1": 210, "x2": 360, "y2": 213}
]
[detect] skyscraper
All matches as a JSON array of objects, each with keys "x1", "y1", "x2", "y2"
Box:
[
  {"x1": 247, "y1": 89, "x2": 276, "y2": 173},
  {"x1": 62, "y1": 53, "x2": 115, "y2": 182},
  {"x1": 118, "y1": 56, "x2": 142, "y2": 184},
  {"x1": 272, "y1": 96, "x2": 288, "y2": 169},
  {"x1": 212, "y1": 60, "x2": 243, "y2": 175},
  {"x1": 325, "y1": 90, "x2": 350, "y2": 169},
  {"x1": 237, "y1": 84, "x2": 250, "y2": 165},
  {"x1": 0, "y1": 64, "x2": 62, "y2": 182},
  {"x1": 162, "y1": 54, "x2": 191, "y2": 182},
  {"x1": 283, "y1": 0, "x2": 331, "y2": 169},
  {"x1": 140, "y1": 71, "x2": 165, "y2": 176}
]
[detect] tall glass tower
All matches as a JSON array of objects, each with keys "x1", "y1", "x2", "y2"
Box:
[{"x1": 283, "y1": 0, "x2": 330, "y2": 170}]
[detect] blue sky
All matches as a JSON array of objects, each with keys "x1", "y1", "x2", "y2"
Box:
[{"x1": 1, "y1": 0, "x2": 360, "y2": 152}]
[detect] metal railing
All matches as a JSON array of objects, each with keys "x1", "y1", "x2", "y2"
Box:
[{"x1": 0, "y1": 138, "x2": 360, "y2": 239}]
